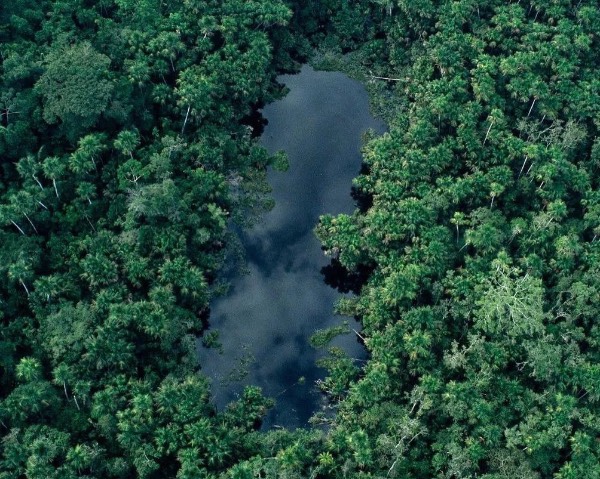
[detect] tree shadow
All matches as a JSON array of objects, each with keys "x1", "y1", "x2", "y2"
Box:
[
  {"x1": 241, "y1": 102, "x2": 269, "y2": 138},
  {"x1": 351, "y1": 162, "x2": 373, "y2": 213},
  {"x1": 320, "y1": 258, "x2": 374, "y2": 294}
]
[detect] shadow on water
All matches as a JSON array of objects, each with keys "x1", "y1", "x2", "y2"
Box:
[
  {"x1": 351, "y1": 162, "x2": 374, "y2": 213},
  {"x1": 198, "y1": 65, "x2": 385, "y2": 429},
  {"x1": 240, "y1": 101, "x2": 269, "y2": 138},
  {"x1": 320, "y1": 259, "x2": 375, "y2": 295}
]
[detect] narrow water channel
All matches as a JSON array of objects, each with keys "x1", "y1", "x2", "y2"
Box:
[{"x1": 199, "y1": 65, "x2": 385, "y2": 428}]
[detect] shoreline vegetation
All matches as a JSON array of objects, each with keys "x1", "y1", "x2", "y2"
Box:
[{"x1": 1, "y1": 1, "x2": 599, "y2": 478}]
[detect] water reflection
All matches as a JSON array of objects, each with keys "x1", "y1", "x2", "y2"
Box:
[{"x1": 199, "y1": 65, "x2": 385, "y2": 428}]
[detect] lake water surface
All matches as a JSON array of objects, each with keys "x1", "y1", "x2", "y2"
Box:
[{"x1": 199, "y1": 65, "x2": 385, "y2": 428}]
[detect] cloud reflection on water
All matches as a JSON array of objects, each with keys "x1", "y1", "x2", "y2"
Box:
[{"x1": 198, "y1": 65, "x2": 386, "y2": 428}]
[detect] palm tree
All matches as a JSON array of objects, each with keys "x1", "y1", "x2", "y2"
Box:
[{"x1": 42, "y1": 156, "x2": 66, "y2": 199}]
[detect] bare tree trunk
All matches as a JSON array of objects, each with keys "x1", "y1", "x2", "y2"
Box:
[
  {"x1": 527, "y1": 97, "x2": 537, "y2": 117},
  {"x1": 181, "y1": 105, "x2": 191, "y2": 135},
  {"x1": 483, "y1": 119, "x2": 494, "y2": 144},
  {"x1": 11, "y1": 220, "x2": 25, "y2": 235},
  {"x1": 33, "y1": 175, "x2": 44, "y2": 190},
  {"x1": 517, "y1": 156, "x2": 528, "y2": 179},
  {"x1": 63, "y1": 381, "x2": 70, "y2": 400},
  {"x1": 369, "y1": 72, "x2": 401, "y2": 81},
  {"x1": 24, "y1": 213, "x2": 38, "y2": 234}
]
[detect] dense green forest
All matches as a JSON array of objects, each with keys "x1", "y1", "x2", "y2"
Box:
[{"x1": 1, "y1": 0, "x2": 599, "y2": 478}]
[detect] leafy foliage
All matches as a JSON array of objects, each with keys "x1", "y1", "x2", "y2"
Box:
[
  {"x1": 1, "y1": 0, "x2": 600, "y2": 477},
  {"x1": 0, "y1": 0, "x2": 302, "y2": 476},
  {"x1": 307, "y1": 0, "x2": 600, "y2": 477}
]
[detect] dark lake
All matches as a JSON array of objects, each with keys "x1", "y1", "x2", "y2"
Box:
[{"x1": 199, "y1": 65, "x2": 385, "y2": 428}]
